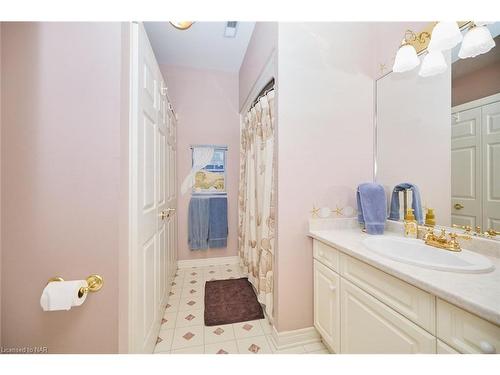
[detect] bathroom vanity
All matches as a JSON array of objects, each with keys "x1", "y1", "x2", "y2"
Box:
[{"x1": 309, "y1": 221, "x2": 500, "y2": 354}]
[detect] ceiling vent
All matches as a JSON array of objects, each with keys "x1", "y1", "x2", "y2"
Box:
[{"x1": 224, "y1": 21, "x2": 238, "y2": 38}]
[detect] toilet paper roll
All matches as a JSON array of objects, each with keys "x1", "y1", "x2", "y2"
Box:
[{"x1": 40, "y1": 280, "x2": 88, "y2": 311}]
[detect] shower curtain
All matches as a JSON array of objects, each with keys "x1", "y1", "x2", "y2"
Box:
[{"x1": 238, "y1": 89, "x2": 275, "y2": 319}]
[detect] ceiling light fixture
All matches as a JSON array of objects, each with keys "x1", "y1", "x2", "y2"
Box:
[{"x1": 169, "y1": 21, "x2": 194, "y2": 30}]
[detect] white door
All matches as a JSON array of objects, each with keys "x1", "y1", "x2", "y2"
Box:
[
  {"x1": 130, "y1": 22, "x2": 176, "y2": 353},
  {"x1": 451, "y1": 107, "x2": 482, "y2": 229},
  {"x1": 340, "y1": 279, "x2": 436, "y2": 354},
  {"x1": 482, "y1": 101, "x2": 500, "y2": 232},
  {"x1": 313, "y1": 260, "x2": 340, "y2": 353}
]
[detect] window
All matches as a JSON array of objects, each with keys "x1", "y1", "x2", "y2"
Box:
[{"x1": 193, "y1": 146, "x2": 227, "y2": 194}]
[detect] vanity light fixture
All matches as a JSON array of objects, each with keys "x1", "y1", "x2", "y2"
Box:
[
  {"x1": 458, "y1": 22, "x2": 496, "y2": 59},
  {"x1": 393, "y1": 22, "x2": 497, "y2": 77},
  {"x1": 392, "y1": 30, "x2": 430, "y2": 73},
  {"x1": 169, "y1": 21, "x2": 194, "y2": 30},
  {"x1": 418, "y1": 50, "x2": 448, "y2": 77}
]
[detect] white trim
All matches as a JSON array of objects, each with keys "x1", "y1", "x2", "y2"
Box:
[
  {"x1": 177, "y1": 256, "x2": 239, "y2": 269},
  {"x1": 268, "y1": 325, "x2": 322, "y2": 351},
  {"x1": 452, "y1": 92, "x2": 500, "y2": 114}
]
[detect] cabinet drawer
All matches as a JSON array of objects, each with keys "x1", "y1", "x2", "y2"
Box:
[
  {"x1": 313, "y1": 240, "x2": 339, "y2": 272},
  {"x1": 340, "y1": 278, "x2": 436, "y2": 354},
  {"x1": 437, "y1": 299, "x2": 500, "y2": 354},
  {"x1": 340, "y1": 253, "x2": 435, "y2": 334}
]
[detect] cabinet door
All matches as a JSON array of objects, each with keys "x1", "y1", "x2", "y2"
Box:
[
  {"x1": 313, "y1": 260, "x2": 340, "y2": 353},
  {"x1": 340, "y1": 279, "x2": 436, "y2": 354}
]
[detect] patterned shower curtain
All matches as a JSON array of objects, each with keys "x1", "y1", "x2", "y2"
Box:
[{"x1": 238, "y1": 89, "x2": 276, "y2": 320}]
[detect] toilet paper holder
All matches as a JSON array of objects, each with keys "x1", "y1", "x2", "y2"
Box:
[{"x1": 47, "y1": 274, "x2": 104, "y2": 299}]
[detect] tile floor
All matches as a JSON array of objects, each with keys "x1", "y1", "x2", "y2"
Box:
[{"x1": 154, "y1": 262, "x2": 330, "y2": 354}]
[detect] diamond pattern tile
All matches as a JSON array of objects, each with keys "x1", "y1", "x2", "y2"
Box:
[
  {"x1": 183, "y1": 332, "x2": 195, "y2": 341},
  {"x1": 213, "y1": 328, "x2": 224, "y2": 335},
  {"x1": 184, "y1": 314, "x2": 195, "y2": 321}
]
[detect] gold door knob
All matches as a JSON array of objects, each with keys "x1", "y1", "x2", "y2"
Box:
[{"x1": 454, "y1": 203, "x2": 464, "y2": 210}]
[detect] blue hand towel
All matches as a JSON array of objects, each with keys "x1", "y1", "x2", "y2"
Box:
[
  {"x1": 188, "y1": 197, "x2": 210, "y2": 250},
  {"x1": 357, "y1": 183, "x2": 387, "y2": 235},
  {"x1": 388, "y1": 183, "x2": 423, "y2": 225},
  {"x1": 208, "y1": 196, "x2": 228, "y2": 248}
]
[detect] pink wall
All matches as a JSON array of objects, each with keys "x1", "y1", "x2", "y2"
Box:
[
  {"x1": 1, "y1": 22, "x2": 124, "y2": 353},
  {"x1": 274, "y1": 23, "x2": 376, "y2": 331},
  {"x1": 452, "y1": 61, "x2": 500, "y2": 106},
  {"x1": 159, "y1": 65, "x2": 240, "y2": 261},
  {"x1": 239, "y1": 22, "x2": 278, "y2": 111}
]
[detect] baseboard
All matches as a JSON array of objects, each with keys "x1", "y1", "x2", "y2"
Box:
[
  {"x1": 177, "y1": 256, "x2": 239, "y2": 269},
  {"x1": 269, "y1": 325, "x2": 321, "y2": 350}
]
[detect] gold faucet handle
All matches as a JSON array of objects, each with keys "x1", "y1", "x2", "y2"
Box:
[{"x1": 485, "y1": 229, "x2": 499, "y2": 237}]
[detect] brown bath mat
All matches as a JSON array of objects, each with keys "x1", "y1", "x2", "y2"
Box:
[{"x1": 204, "y1": 278, "x2": 264, "y2": 326}]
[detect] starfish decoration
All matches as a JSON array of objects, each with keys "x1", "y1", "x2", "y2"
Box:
[
  {"x1": 310, "y1": 205, "x2": 320, "y2": 218},
  {"x1": 332, "y1": 206, "x2": 344, "y2": 217}
]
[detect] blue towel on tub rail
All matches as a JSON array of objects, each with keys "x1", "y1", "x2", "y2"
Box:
[
  {"x1": 188, "y1": 197, "x2": 210, "y2": 250},
  {"x1": 356, "y1": 183, "x2": 387, "y2": 235},
  {"x1": 208, "y1": 196, "x2": 228, "y2": 248}
]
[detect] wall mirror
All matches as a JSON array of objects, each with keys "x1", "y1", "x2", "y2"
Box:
[{"x1": 375, "y1": 22, "x2": 500, "y2": 238}]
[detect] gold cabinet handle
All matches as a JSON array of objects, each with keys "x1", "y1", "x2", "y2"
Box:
[
  {"x1": 159, "y1": 211, "x2": 167, "y2": 220},
  {"x1": 454, "y1": 203, "x2": 464, "y2": 210}
]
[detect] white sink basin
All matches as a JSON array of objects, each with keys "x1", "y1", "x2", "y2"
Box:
[{"x1": 363, "y1": 236, "x2": 494, "y2": 273}]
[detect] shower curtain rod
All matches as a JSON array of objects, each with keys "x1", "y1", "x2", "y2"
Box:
[{"x1": 250, "y1": 77, "x2": 275, "y2": 108}]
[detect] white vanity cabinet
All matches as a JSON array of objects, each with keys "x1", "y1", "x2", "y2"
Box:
[{"x1": 312, "y1": 238, "x2": 500, "y2": 354}]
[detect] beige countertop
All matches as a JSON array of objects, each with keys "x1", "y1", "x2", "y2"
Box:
[{"x1": 308, "y1": 225, "x2": 500, "y2": 326}]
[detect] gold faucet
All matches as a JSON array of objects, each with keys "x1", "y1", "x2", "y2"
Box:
[{"x1": 423, "y1": 228, "x2": 471, "y2": 252}]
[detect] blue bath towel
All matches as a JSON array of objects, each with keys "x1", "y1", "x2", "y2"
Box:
[
  {"x1": 188, "y1": 197, "x2": 210, "y2": 250},
  {"x1": 208, "y1": 196, "x2": 228, "y2": 248},
  {"x1": 389, "y1": 183, "x2": 423, "y2": 225},
  {"x1": 357, "y1": 183, "x2": 387, "y2": 235}
]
